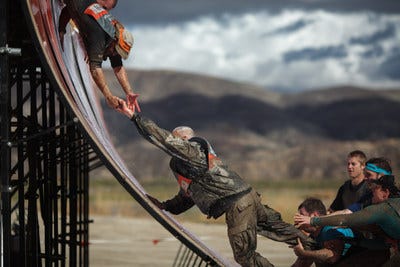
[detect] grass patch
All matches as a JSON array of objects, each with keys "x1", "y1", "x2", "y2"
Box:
[{"x1": 89, "y1": 176, "x2": 341, "y2": 224}]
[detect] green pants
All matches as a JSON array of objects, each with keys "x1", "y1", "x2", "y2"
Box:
[
  {"x1": 225, "y1": 190, "x2": 315, "y2": 267},
  {"x1": 226, "y1": 189, "x2": 274, "y2": 267}
]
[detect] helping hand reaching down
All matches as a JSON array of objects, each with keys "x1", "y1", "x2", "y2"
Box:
[
  {"x1": 106, "y1": 95, "x2": 123, "y2": 109},
  {"x1": 127, "y1": 92, "x2": 141, "y2": 112},
  {"x1": 116, "y1": 94, "x2": 139, "y2": 118}
]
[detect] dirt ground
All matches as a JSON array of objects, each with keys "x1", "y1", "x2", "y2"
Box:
[{"x1": 89, "y1": 215, "x2": 297, "y2": 267}]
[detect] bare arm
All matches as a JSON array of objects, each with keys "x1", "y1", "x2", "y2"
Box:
[
  {"x1": 292, "y1": 238, "x2": 343, "y2": 264},
  {"x1": 113, "y1": 66, "x2": 132, "y2": 95},
  {"x1": 113, "y1": 66, "x2": 141, "y2": 111},
  {"x1": 90, "y1": 66, "x2": 120, "y2": 108},
  {"x1": 295, "y1": 247, "x2": 337, "y2": 264}
]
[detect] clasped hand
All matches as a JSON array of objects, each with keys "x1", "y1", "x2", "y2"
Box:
[{"x1": 115, "y1": 94, "x2": 139, "y2": 118}]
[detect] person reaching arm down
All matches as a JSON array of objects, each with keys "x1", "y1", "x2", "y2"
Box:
[{"x1": 58, "y1": 0, "x2": 140, "y2": 111}]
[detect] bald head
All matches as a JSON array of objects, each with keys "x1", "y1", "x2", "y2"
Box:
[
  {"x1": 97, "y1": 0, "x2": 118, "y2": 10},
  {"x1": 172, "y1": 126, "x2": 194, "y2": 140}
]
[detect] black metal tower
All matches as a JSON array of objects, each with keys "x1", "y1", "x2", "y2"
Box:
[{"x1": 1, "y1": 1, "x2": 95, "y2": 266}]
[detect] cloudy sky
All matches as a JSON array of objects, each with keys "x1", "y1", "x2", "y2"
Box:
[{"x1": 112, "y1": 1, "x2": 400, "y2": 92}]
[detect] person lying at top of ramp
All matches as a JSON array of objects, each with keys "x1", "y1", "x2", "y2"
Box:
[
  {"x1": 58, "y1": 0, "x2": 140, "y2": 111},
  {"x1": 116, "y1": 98, "x2": 316, "y2": 267}
]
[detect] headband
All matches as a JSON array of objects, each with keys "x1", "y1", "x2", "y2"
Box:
[{"x1": 365, "y1": 163, "x2": 392, "y2": 175}]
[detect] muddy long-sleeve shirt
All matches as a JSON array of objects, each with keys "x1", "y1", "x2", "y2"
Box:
[
  {"x1": 131, "y1": 114, "x2": 251, "y2": 219},
  {"x1": 312, "y1": 198, "x2": 400, "y2": 240}
]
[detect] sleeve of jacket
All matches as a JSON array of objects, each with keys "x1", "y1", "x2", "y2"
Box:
[
  {"x1": 163, "y1": 191, "x2": 195, "y2": 215},
  {"x1": 312, "y1": 204, "x2": 385, "y2": 227},
  {"x1": 131, "y1": 114, "x2": 207, "y2": 168}
]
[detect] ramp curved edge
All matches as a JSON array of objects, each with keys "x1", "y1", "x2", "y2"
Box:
[{"x1": 22, "y1": 0, "x2": 238, "y2": 266}]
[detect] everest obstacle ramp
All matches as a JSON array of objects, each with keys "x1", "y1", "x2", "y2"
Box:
[{"x1": 21, "y1": 0, "x2": 236, "y2": 266}]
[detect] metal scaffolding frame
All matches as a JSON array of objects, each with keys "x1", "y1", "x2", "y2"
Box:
[
  {"x1": 1, "y1": 0, "x2": 239, "y2": 266},
  {"x1": 0, "y1": 1, "x2": 97, "y2": 266}
]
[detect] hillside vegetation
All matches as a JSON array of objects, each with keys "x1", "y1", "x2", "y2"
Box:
[{"x1": 99, "y1": 69, "x2": 400, "y2": 182}]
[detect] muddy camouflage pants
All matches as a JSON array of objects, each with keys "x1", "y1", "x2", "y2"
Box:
[{"x1": 226, "y1": 189, "x2": 316, "y2": 267}]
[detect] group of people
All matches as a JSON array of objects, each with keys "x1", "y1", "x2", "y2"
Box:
[
  {"x1": 292, "y1": 151, "x2": 399, "y2": 267},
  {"x1": 58, "y1": 1, "x2": 399, "y2": 266}
]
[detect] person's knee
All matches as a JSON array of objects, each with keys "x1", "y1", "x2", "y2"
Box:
[{"x1": 229, "y1": 229, "x2": 256, "y2": 262}]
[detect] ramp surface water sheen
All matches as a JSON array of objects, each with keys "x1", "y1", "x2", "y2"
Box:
[{"x1": 22, "y1": 0, "x2": 237, "y2": 266}]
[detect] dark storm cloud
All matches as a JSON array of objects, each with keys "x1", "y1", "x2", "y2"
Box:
[
  {"x1": 113, "y1": 0, "x2": 400, "y2": 25},
  {"x1": 283, "y1": 45, "x2": 347, "y2": 63},
  {"x1": 118, "y1": 1, "x2": 400, "y2": 90},
  {"x1": 350, "y1": 24, "x2": 396, "y2": 45},
  {"x1": 378, "y1": 48, "x2": 400, "y2": 80},
  {"x1": 361, "y1": 46, "x2": 384, "y2": 58}
]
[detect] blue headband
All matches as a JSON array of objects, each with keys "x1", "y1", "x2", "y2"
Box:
[{"x1": 365, "y1": 163, "x2": 392, "y2": 175}]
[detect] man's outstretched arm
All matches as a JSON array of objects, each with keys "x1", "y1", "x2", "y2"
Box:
[
  {"x1": 90, "y1": 66, "x2": 121, "y2": 108},
  {"x1": 116, "y1": 100, "x2": 206, "y2": 166},
  {"x1": 113, "y1": 66, "x2": 141, "y2": 112}
]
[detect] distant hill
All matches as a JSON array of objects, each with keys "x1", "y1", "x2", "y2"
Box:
[{"x1": 100, "y1": 69, "x2": 400, "y2": 181}]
